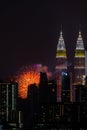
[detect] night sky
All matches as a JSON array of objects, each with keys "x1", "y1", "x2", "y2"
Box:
[{"x1": 0, "y1": 1, "x2": 87, "y2": 79}]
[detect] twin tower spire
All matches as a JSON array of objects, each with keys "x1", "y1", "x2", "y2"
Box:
[
  {"x1": 57, "y1": 31, "x2": 65, "y2": 51},
  {"x1": 56, "y1": 30, "x2": 84, "y2": 53},
  {"x1": 56, "y1": 28, "x2": 85, "y2": 83}
]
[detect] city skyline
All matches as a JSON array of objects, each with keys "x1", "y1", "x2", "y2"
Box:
[
  {"x1": 0, "y1": 70, "x2": 87, "y2": 129},
  {"x1": 0, "y1": 1, "x2": 87, "y2": 79}
]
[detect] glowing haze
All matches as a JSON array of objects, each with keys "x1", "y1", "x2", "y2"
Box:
[
  {"x1": 15, "y1": 64, "x2": 52, "y2": 99},
  {"x1": 15, "y1": 66, "x2": 40, "y2": 99}
]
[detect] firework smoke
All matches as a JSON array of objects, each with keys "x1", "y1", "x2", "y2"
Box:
[
  {"x1": 15, "y1": 64, "x2": 52, "y2": 99},
  {"x1": 15, "y1": 65, "x2": 40, "y2": 99}
]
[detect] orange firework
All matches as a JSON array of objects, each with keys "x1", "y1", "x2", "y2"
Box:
[{"x1": 16, "y1": 66, "x2": 40, "y2": 99}]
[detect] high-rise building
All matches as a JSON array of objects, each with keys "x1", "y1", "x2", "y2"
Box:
[
  {"x1": 85, "y1": 50, "x2": 87, "y2": 75},
  {"x1": 61, "y1": 72, "x2": 71, "y2": 102},
  {"x1": 26, "y1": 84, "x2": 39, "y2": 125},
  {"x1": 39, "y1": 72, "x2": 48, "y2": 104},
  {"x1": 75, "y1": 84, "x2": 87, "y2": 102},
  {"x1": 74, "y1": 83, "x2": 87, "y2": 126},
  {"x1": 55, "y1": 30, "x2": 67, "y2": 73},
  {"x1": 0, "y1": 82, "x2": 18, "y2": 124},
  {"x1": 74, "y1": 31, "x2": 85, "y2": 83},
  {"x1": 57, "y1": 75, "x2": 62, "y2": 102},
  {"x1": 48, "y1": 80, "x2": 57, "y2": 103},
  {"x1": 55, "y1": 30, "x2": 67, "y2": 102}
]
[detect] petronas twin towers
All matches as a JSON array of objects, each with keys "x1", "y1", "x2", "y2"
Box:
[{"x1": 56, "y1": 30, "x2": 85, "y2": 83}]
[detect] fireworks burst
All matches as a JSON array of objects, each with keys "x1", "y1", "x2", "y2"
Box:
[{"x1": 15, "y1": 66, "x2": 40, "y2": 99}]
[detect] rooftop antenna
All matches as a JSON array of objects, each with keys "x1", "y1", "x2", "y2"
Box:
[
  {"x1": 61, "y1": 24, "x2": 62, "y2": 32},
  {"x1": 79, "y1": 24, "x2": 81, "y2": 32}
]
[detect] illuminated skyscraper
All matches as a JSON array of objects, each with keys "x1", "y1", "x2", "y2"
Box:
[
  {"x1": 85, "y1": 50, "x2": 87, "y2": 75},
  {"x1": 74, "y1": 31, "x2": 85, "y2": 83},
  {"x1": 55, "y1": 30, "x2": 67, "y2": 73},
  {"x1": 55, "y1": 30, "x2": 67, "y2": 102}
]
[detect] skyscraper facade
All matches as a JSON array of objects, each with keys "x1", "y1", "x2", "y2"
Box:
[
  {"x1": 61, "y1": 72, "x2": 70, "y2": 102},
  {"x1": 74, "y1": 31, "x2": 85, "y2": 83},
  {"x1": 56, "y1": 30, "x2": 67, "y2": 102},
  {"x1": 0, "y1": 82, "x2": 18, "y2": 124},
  {"x1": 55, "y1": 29, "x2": 86, "y2": 102},
  {"x1": 55, "y1": 30, "x2": 67, "y2": 73},
  {"x1": 85, "y1": 50, "x2": 87, "y2": 75}
]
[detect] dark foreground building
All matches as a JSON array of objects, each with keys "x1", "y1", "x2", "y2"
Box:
[
  {"x1": 22, "y1": 72, "x2": 87, "y2": 129},
  {"x1": 0, "y1": 82, "x2": 23, "y2": 129}
]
